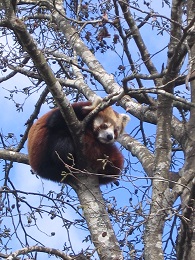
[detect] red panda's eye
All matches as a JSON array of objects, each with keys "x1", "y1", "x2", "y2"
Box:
[
  {"x1": 114, "y1": 129, "x2": 119, "y2": 138},
  {"x1": 101, "y1": 123, "x2": 108, "y2": 129},
  {"x1": 114, "y1": 128, "x2": 118, "y2": 134}
]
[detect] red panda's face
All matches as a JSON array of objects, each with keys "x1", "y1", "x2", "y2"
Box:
[
  {"x1": 93, "y1": 121, "x2": 117, "y2": 144},
  {"x1": 91, "y1": 106, "x2": 130, "y2": 144}
]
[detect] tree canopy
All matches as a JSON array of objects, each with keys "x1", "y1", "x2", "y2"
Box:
[{"x1": 0, "y1": 0, "x2": 195, "y2": 259}]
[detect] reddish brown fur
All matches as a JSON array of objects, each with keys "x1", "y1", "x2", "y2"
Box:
[
  {"x1": 82, "y1": 130, "x2": 124, "y2": 183},
  {"x1": 28, "y1": 110, "x2": 55, "y2": 177},
  {"x1": 28, "y1": 102, "x2": 127, "y2": 185}
]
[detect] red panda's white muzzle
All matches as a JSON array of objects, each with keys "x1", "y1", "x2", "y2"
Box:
[{"x1": 97, "y1": 129, "x2": 115, "y2": 144}]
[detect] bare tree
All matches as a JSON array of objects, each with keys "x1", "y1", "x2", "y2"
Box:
[{"x1": 0, "y1": 0, "x2": 194, "y2": 259}]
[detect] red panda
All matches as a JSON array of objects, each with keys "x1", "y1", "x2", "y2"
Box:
[{"x1": 28, "y1": 101, "x2": 130, "y2": 185}]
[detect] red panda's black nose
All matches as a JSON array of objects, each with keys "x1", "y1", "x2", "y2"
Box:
[{"x1": 107, "y1": 134, "x2": 114, "y2": 141}]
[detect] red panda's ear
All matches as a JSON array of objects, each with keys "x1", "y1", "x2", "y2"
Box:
[
  {"x1": 83, "y1": 96, "x2": 102, "y2": 111},
  {"x1": 118, "y1": 114, "x2": 130, "y2": 132}
]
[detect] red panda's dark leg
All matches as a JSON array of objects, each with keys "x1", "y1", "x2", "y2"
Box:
[
  {"x1": 98, "y1": 147, "x2": 124, "y2": 184},
  {"x1": 82, "y1": 136, "x2": 124, "y2": 184}
]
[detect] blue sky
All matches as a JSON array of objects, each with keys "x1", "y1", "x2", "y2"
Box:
[{"x1": 0, "y1": 1, "x2": 184, "y2": 258}]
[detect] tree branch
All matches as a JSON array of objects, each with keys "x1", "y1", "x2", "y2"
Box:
[
  {"x1": 6, "y1": 245, "x2": 73, "y2": 260},
  {"x1": 0, "y1": 149, "x2": 28, "y2": 164}
]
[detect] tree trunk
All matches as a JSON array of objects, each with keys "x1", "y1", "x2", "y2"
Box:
[
  {"x1": 71, "y1": 175, "x2": 123, "y2": 260},
  {"x1": 176, "y1": 1, "x2": 195, "y2": 258}
]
